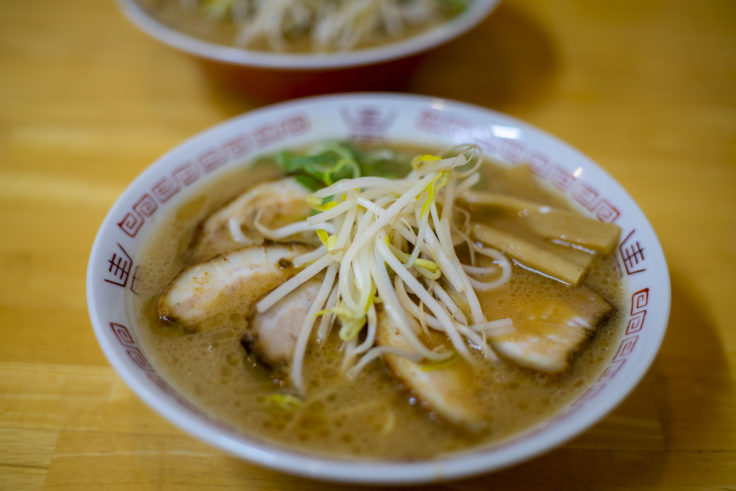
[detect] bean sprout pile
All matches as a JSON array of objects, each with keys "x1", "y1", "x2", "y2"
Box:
[
  {"x1": 253, "y1": 145, "x2": 513, "y2": 392},
  {"x1": 181, "y1": 0, "x2": 464, "y2": 51}
]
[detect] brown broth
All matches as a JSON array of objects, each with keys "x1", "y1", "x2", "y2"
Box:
[{"x1": 128, "y1": 145, "x2": 624, "y2": 460}]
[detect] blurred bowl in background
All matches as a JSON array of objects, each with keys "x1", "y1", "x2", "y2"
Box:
[{"x1": 115, "y1": 0, "x2": 501, "y2": 99}]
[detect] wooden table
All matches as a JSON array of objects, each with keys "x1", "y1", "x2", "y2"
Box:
[{"x1": 2, "y1": 0, "x2": 734, "y2": 489}]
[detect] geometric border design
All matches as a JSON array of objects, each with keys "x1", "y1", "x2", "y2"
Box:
[{"x1": 116, "y1": 113, "x2": 309, "y2": 238}]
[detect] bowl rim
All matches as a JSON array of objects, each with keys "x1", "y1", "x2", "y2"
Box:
[
  {"x1": 114, "y1": 0, "x2": 501, "y2": 70},
  {"x1": 87, "y1": 92, "x2": 670, "y2": 484}
]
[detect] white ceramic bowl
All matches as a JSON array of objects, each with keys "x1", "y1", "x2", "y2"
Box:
[
  {"x1": 87, "y1": 93, "x2": 670, "y2": 484},
  {"x1": 116, "y1": 0, "x2": 501, "y2": 70},
  {"x1": 114, "y1": 0, "x2": 501, "y2": 99}
]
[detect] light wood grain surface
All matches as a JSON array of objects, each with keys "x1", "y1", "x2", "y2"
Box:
[{"x1": 1, "y1": 0, "x2": 734, "y2": 489}]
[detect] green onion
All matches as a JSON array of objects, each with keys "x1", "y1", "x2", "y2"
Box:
[
  {"x1": 264, "y1": 393, "x2": 303, "y2": 411},
  {"x1": 272, "y1": 142, "x2": 411, "y2": 191},
  {"x1": 421, "y1": 353, "x2": 460, "y2": 371},
  {"x1": 199, "y1": 0, "x2": 236, "y2": 20},
  {"x1": 438, "y1": 0, "x2": 468, "y2": 16}
]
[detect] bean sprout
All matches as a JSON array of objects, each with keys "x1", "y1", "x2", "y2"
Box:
[
  {"x1": 183, "y1": 0, "x2": 460, "y2": 52},
  {"x1": 254, "y1": 145, "x2": 513, "y2": 393}
]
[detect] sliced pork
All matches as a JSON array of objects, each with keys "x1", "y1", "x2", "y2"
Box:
[
  {"x1": 488, "y1": 287, "x2": 614, "y2": 373},
  {"x1": 158, "y1": 244, "x2": 307, "y2": 330},
  {"x1": 376, "y1": 310, "x2": 486, "y2": 431},
  {"x1": 243, "y1": 279, "x2": 322, "y2": 378},
  {"x1": 189, "y1": 177, "x2": 312, "y2": 261}
]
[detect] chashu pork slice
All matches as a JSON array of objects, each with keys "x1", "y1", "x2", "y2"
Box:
[
  {"x1": 158, "y1": 244, "x2": 307, "y2": 330},
  {"x1": 243, "y1": 279, "x2": 322, "y2": 380},
  {"x1": 376, "y1": 310, "x2": 486, "y2": 431},
  {"x1": 488, "y1": 287, "x2": 614, "y2": 374},
  {"x1": 189, "y1": 177, "x2": 313, "y2": 262}
]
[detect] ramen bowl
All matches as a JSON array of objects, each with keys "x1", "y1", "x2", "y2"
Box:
[
  {"x1": 114, "y1": 0, "x2": 501, "y2": 99},
  {"x1": 87, "y1": 93, "x2": 670, "y2": 484}
]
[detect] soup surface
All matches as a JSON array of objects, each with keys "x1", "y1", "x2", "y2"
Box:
[
  {"x1": 136, "y1": 0, "x2": 464, "y2": 53},
  {"x1": 128, "y1": 143, "x2": 624, "y2": 460}
]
